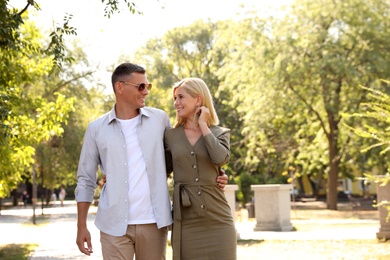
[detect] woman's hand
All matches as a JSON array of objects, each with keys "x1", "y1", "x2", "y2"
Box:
[{"x1": 196, "y1": 106, "x2": 210, "y2": 126}]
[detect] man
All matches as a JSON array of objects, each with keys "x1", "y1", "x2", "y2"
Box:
[{"x1": 75, "y1": 63, "x2": 228, "y2": 259}]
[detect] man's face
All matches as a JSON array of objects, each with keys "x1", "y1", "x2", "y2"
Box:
[{"x1": 118, "y1": 73, "x2": 150, "y2": 109}]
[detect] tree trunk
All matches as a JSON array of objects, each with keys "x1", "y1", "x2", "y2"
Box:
[
  {"x1": 326, "y1": 125, "x2": 340, "y2": 210},
  {"x1": 327, "y1": 162, "x2": 339, "y2": 210},
  {"x1": 297, "y1": 176, "x2": 305, "y2": 196},
  {"x1": 308, "y1": 176, "x2": 319, "y2": 198},
  {"x1": 12, "y1": 189, "x2": 18, "y2": 206}
]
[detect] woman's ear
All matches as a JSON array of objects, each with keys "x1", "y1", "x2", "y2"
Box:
[{"x1": 196, "y1": 95, "x2": 202, "y2": 106}]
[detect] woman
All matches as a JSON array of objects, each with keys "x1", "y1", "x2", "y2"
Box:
[
  {"x1": 165, "y1": 78, "x2": 236, "y2": 260},
  {"x1": 59, "y1": 186, "x2": 66, "y2": 207}
]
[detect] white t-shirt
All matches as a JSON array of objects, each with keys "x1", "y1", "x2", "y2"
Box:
[{"x1": 118, "y1": 116, "x2": 156, "y2": 225}]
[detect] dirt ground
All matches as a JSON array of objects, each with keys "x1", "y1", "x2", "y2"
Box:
[{"x1": 234, "y1": 201, "x2": 390, "y2": 260}]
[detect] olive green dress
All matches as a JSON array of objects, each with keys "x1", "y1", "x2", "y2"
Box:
[{"x1": 165, "y1": 125, "x2": 237, "y2": 260}]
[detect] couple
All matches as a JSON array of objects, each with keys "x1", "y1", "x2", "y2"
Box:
[{"x1": 75, "y1": 63, "x2": 237, "y2": 260}]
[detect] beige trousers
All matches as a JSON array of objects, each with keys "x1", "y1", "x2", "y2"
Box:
[{"x1": 100, "y1": 223, "x2": 168, "y2": 260}]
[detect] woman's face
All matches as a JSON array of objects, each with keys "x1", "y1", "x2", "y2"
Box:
[{"x1": 174, "y1": 87, "x2": 198, "y2": 119}]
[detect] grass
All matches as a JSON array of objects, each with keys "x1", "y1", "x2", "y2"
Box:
[
  {"x1": 0, "y1": 215, "x2": 48, "y2": 260},
  {"x1": 0, "y1": 244, "x2": 38, "y2": 260},
  {"x1": 237, "y1": 239, "x2": 264, "y2": 245}
]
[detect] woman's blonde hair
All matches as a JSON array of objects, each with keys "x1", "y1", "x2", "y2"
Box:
[{"x1": 172, "y1": 77, "x2": 219, "y2": 128}]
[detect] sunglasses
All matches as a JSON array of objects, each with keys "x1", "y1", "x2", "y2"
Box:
[{"x1": 119, "y1": 81, "x2": 152, "y2": 91}]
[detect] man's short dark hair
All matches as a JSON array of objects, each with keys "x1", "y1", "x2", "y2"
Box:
[{"x1": 111, "y1": 63, "x2": 146, "y2": 91}]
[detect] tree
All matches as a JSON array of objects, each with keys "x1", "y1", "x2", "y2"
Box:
[
  {"x1": 205, "y1": 16, "x2": 311, "y2": 206},
  {"x1": 1, "y1": 0, "x2": 141, "y2": 133},
  {"x1": 0, "y1": 15, "x2": 76, "y2": 199},
  {"x1": 274, "y1": 0, "x2": 390, "y2": 209},
  {"x1": 0, "y1": 0, "x2": 145, "y2": 201},
  {"x1": 218, "y1": 0, "x2": 390, "y2": 209},
  {"x1": 132, "y1": 20, "x2": 245, "y2": 179},
  {"x1": 33, "y1": 45, "x2": 108, "y2": 200}
]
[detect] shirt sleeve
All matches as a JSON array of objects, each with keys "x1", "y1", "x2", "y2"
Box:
[{"x1": 75, "y1": 124, "x2": 99, "y2": 202}]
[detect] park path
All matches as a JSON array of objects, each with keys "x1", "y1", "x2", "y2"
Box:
[
  {"x1": 1, "y1": 202, "x2": 102, "y2": 259},
  {"x1": 0, "y1": 201, "x2": 381, "y2": 260}
]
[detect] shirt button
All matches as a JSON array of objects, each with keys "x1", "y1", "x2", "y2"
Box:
[
  {"x1": 195, "y1": 178, "x2": 199, "y2": 182},
  {"x1": 197, "y1": 191, "x2": 201, "y2": 195},
  {"x1": 191, "y1": 151, "x2": 195, "y2": 155},
  {"x1": 200, "y1": 205, "x2": 205, "y2": 209},
  {"x1": 193, "y1": 165, "x2": 197, "y2": 169}
]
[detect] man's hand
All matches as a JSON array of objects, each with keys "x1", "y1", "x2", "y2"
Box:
[
  {"x1": 76, "y1": 202, "x2": 93, "y2": 256},
  {"x1": 76, "y1": 226, "x2": 93, "y2": 256},
  {"x1": 217, "y1": 168, "x2": 228, "y2": 191}
]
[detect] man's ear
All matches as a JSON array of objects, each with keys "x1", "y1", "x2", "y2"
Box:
[{"x1": 115, "y1": 81, "x2": 122, "y2": 93}]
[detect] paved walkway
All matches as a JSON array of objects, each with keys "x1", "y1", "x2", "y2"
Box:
[
  {"x1": 0, "y1": 201, "x2": 380, "y2": 259},
  {"x1": 1, "y1": 202, "x2": 102, "y2": 259}
]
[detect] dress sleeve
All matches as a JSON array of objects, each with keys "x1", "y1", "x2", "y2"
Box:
[{"x1": 203, "y1": 126, "x2": 230, "y2": 166}]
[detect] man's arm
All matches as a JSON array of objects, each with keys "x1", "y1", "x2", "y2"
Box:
[
  {"x1": 217, "y1": 168, "x2": 229, "y2": 191},
  {"x1": 102, "y1": 171, "x2": 228, "y2": 190},
  {"x1": 76, "y1": 202, "x2": 93, "y2": 256}
]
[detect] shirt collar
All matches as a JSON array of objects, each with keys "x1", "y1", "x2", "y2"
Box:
[{"x1": 108, "y1": 105, "x2": 151, "y2": 124}]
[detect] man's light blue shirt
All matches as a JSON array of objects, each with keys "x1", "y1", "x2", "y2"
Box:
[{"x1": 75, "y1": 105, "x2": 173, "y2": 236}]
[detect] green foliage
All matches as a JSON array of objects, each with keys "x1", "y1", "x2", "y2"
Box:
[
  {"x1": 126, "y1": 1, "x2": 390, "y2": 206},
  {"x1": 101, "y1": 0, "x2": 140, "y2": 18},
  {"x1": 346, "y1": 81, "x2": 390, "y2": 217},
  {"x1": 345, "y1": 83, "x2": 390, "y2": 156},
  {"x1": 216, "y1": 0, "x2": 390, "y2": 208},
  {"x1": 133, "y1": 19, "x2": 245, "y2": 177},
  {"x1": 4, "y1": 0, "x2": 389, "y2": 209},
  {"x1": 46, "y1": 14, "x2": 77, "y2": 68},
  {"x1": 1, "y1": 1, "x2": 75, "y2": 70},
  {"x1": 2, "y1": 1, "x2": 140, "y2": 71},
  {"x1": 0, "y1": 14, "x2": 77, "y2": 198},
  {"x1": 0, "y1": 93, "x2": 75, "y2": 197},
  {"x1": 0, "y1": 243, "x2": 38, "y2": 260},
  {"x1": 0, "y1": 1, "x2": 39, "y2": 52},
  {"x1": 236, "y1": 173, "x2": 254, "y2": 207},
  {"x1": 0, "y1": 0, "x2": 139, "y2": 197}
]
